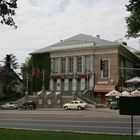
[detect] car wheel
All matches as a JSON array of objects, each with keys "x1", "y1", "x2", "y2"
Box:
[
  {"x1": 77, "y1": 106, "x2": 81, "y2": 110},
  {"x1": 10, "y1": 106, "x2": 13, "y2": 109},
  {"x1": 64, "y1": 106, "x2": 68, "y2": 110}
]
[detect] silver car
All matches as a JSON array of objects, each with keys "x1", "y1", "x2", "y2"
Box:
[{"x1": 1, "y1": 102, "x2": 19, "y2": 109}]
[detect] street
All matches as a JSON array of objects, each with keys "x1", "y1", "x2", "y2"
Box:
[{"x1": 0, "y1": 108, "x2": 140, "y2": 135}]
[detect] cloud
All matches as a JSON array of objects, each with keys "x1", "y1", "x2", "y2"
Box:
[{"x1": 0, "y1": 0, "x2": 139, "y2": 68}]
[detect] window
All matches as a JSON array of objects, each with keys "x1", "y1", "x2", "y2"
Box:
[
  {"x1": 85, "y1": 55, "x2": 90, "y2": 72},
  {"x1": 77, "y1": 57, "x2": 82, "y2": 72},
  {"x1": 53, "y1": 58, "x2": 58, "y2": 73},
  {"x1": 61, "y1": 58, "x2": 66, "y2": 73},
  {"x1": 69, "y1": 57, "x2": 74, "y2": 73},
  {"x1": 101, "y1": 59, "x2": 110, "y2": 78}
]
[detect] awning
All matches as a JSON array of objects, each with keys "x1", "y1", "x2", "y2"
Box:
[
  {"x1": 126, "y1": 76, "x2": 140, "y2": 83},
  {"x1": 94, "y1": 85, "x2": 115, "y2": 93}
]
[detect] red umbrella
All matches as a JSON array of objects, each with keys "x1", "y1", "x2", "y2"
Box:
[
  {"x1": 131, "y1": 90, "x2": 140, "y2": 96},
  {"x1": 105, "y1": 90, "x2": 121, "y2": 97}
]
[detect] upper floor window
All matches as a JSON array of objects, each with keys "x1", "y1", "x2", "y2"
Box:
[
  {"x1": 101, "y1": 59, "x2": 110, "y2": 78},
  {"x1": 61, "y1": 58, "x2": 66, "y2": 73},
  {"x1": 68, "y1": 57, "x2": 74, "y2": 73},
  {"x1": 77, "y1": 57, "x2": 82, "y2": 72}
]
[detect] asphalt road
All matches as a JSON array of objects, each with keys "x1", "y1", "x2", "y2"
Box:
[{"x1": 0, "y1": 108, "x2": 140, "y2": 135}]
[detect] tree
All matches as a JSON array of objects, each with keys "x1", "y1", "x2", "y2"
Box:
[
  {"x1": 1, "y1": 54, "x2": 21, "y2": 100},
  {"x1": 0, "y1": 0, "x2": 17, "y2": 28},
  {"x1": 21, "y1": 57, "x2": 33, "y2": 92},
  {"x1": 21, "y1": 54, "x2": 51, "y2": 93},
  {"x1": 1, "y1": 68, "x2": 19, "y2": 99},
  {"x1": 4, "y1": 54, "x2": 19, "y2": 70},
  {"x1": 126, "y1": 0, "x2": 140, "y2": 38}
]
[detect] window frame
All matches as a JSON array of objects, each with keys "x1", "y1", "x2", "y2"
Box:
[
  {"x1": 61, "y1": 58, "x2": 66, "y2": 73},
  {"x1": 53, "y1": 58, "x2": 58, "y2": 73},
  {"x1": 77, "y1": 56, "x2": 82, "y2": 72},
  {"x1": 68, "y1": 57, "x2": 74, "y2": 73},
  {"x1": 101, "y1": 59, "x2": 110, "y2": 78}
]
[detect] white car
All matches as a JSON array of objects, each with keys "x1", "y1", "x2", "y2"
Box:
[
  {"x1": 63, "y1": 100, "x2": 88, "y2": 110},
  {"x1": 1, "y1": 102, "x2": 19, "y2": 109}
]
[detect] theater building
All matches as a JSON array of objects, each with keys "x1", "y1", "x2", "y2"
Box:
[{"x1": 31, "y1": 34, "x2": 140, "y2": 104}]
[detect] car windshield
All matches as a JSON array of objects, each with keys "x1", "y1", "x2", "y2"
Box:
[
  {"x1": 111, "y1": 101, "x2": 118, "y2": 105},
  {"x1": 111, "y1": 102, "x2": 117, "y2": 104}
]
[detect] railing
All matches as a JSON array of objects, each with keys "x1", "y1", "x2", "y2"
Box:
[{"x1": 76, "y1": 90, "x2": 97, "y2": 105}]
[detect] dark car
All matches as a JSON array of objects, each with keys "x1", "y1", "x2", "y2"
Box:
[
  {"x1": 20, "y1": 101, "x2": 36, "y2": 110},
  {"x1": 110, "y1": 100, "x2": 119, "y2": 110}
]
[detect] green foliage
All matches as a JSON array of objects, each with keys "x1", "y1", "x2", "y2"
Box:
[
  {"x1": 0, "y1": 129, "x2": 139, "y2": 140},
  {"x1": 0, "y1": 68, "x2": 20, "y2": 99},
  {"x1": 0, "y1": 54, "x2": 21, "y2": 100},
  {"x1": 32, "y1": 53, "x2": 51, "y2": 92},
  {"x1": 4, "y1": 54, "x2": 19, "y2": 70},
  {"x1": 0, "y1": 0, "x2": 17, "y2": 28},
  {"x1": 21, "y1": 54, "x2": 51, "y2": 93},
  {"x1": 21, "y1": 57, "x2": 33, "y2": 92},
  {"x1": 126, "y1": 0, "x2": 140, "y2": 38}
]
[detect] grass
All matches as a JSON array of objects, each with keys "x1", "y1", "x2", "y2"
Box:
[{"x1": 0, "y1": 128, "x2": 139, "y2": 140}]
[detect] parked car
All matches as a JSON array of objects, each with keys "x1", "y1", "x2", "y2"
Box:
[
  {"x1": 63, "y1": 100, "x2": 88, "y2": 110},
  {"x1": 20, "y1": 101, "x2": 36, "y2": 110},
  {"x1": 1, "y1": 102, "x2": 19, "y2": 109},
  {"x1": 110, "y1": 100, "x2": 119, "y2": 109}
]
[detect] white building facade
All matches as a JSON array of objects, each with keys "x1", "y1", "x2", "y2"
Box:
[
  {"x1": 50, "y1": 47, "x2": 95, "y2": 96},
  {"x1": 31, "y1": 33, "x2": 140, "y2": 104}
]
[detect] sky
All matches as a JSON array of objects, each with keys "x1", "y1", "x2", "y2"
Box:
[{"x1": 0, "y1": 0, "x2": 140, "y2": 69}]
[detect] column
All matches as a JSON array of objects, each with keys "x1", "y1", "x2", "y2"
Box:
[
  {"x1": 58, "y1": 58, "x2": 61, "y2": 73},
  {"x1": 66, "y1": 57, "x2": 68, "y2": 74},
  {"x1": 89, "y1": 74, "x2": 95, "y2": 90},
  {"x1": 81, "y1": 78, "x2": 85, "y2": 91},
  {"x1": 73, "y1": 56, "x2": 77, "y2": 74},
  {"x1": 72, "y1": 78, "x2": 77, "y2": 91},
  {"x1": 82, "y1": 56, "x2": 85, "y2": 73},
  {"x1": 49, "y1": 79, "x2": 53, "y2": 91},
  {"x1": 64, "y1": 79, "x2": 69, "y2": 91},
  {"x1": 90, "y1": 55, "x2": 93, "y2": 73},
  {"x1": 51, "y1": 58, "x2": 53, "y2": 74}
]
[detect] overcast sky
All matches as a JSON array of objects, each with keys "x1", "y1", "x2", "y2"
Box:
[{"x1": 0, "y1": 0, "x2": 140, "y2": 68}]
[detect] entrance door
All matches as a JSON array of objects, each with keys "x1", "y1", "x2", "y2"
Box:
[{"x1": 101, "y1": 94, "x2": 106, "y2": 104}]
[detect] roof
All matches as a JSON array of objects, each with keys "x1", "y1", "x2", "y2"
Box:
[
  {"x1": 30, "y1": 33, "x2": 120, "y2": 54},
  {"x1": 0, "y1": 66, "x2": 22, "y2": 82}
]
